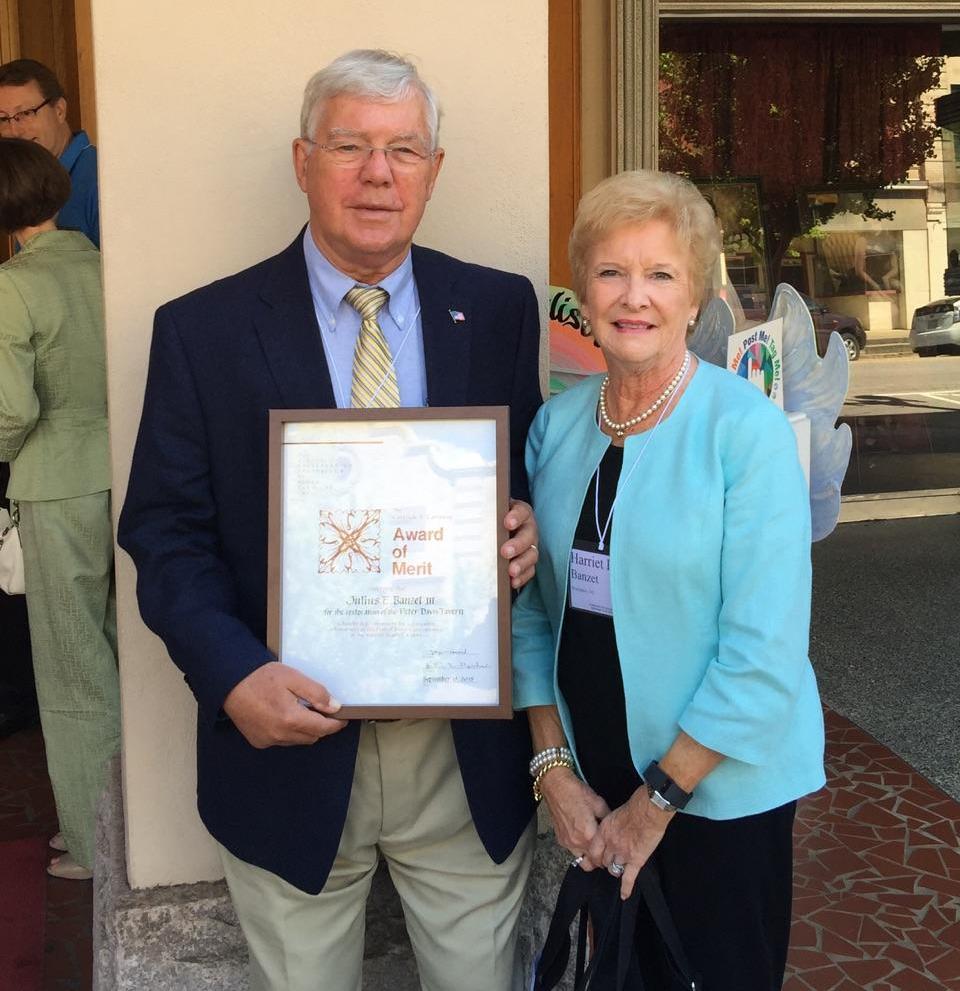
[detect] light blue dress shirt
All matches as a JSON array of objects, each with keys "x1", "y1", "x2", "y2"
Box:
[{"x1": 302, "y1": 229, "x2": 427, "y2": 409}]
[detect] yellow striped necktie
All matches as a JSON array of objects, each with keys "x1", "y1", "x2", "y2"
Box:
[{"x1": 345, "y1": 285, "x2": 400, "y2": 408}]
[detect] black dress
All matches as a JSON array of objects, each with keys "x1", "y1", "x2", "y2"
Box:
[{"x1": 556, "y1": 443, "x2": 640, "y2": 810}]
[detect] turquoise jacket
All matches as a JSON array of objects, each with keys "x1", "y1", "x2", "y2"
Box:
[
  {"x1": 512, "y1": 360, "x2": 825, "y2": 820},
  {"x1": 0, "y1": 230, "x2": 109, "y2": 501}
]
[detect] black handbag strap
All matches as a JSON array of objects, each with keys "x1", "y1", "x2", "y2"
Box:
[
  {"x1": 535, "y1": 862, "x2": 701, "y2": 991},
  {"x1": 536, "y1": 865, "x2": 642, "y2": 991},
  {"x1": 573, "y1": 902, "x2": 589, "y2": 987},
  {"x1": 534, "y1": 865, "x2": 593, "y2": 990},
  {"x1": 635, "y1": 864, "x2": 699, "y2": 990},
  {"x1": 614, "y1": 881, "x2": 643, "y2": 989},
  {"x1": 578, "y1": 877, "x2": 643, "y2": 991},
  {"x1": 578, "y1": 879, "x2": 629, "y2": 991}
]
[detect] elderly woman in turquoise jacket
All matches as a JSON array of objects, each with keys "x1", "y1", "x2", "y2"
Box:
[
  {"x1": 514, "y1": 170, "x2": 824, "y2": 989},
  {"x1": 0, "y1": 137, "x2": 118, "y2": 880}
]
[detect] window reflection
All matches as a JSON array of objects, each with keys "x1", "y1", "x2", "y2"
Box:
[{"x1": 661, "y1": 22, "x2": 960, "y2": 499}]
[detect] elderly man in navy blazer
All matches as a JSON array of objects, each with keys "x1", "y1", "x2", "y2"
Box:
[{"x1": 119, "y1": 49, "x2": 542, "y2": 991}]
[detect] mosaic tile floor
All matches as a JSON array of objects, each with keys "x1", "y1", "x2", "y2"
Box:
[
  {"x1": 786, "y1": 708, "x2": 960, "y2": 990},
  {"x1": 1, "y1": 707, "x2": 958, "y2": 990}
]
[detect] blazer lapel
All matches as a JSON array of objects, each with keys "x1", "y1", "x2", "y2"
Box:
[
  {"x1": 254, "y1": 231, "x2": 336, "y2": 410},
  {"x1": 413, "y1": 245, "x2": 470, "y2": 408}
]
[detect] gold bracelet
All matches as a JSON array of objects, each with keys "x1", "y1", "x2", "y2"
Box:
[{"x1": 533, "y1": 758, "x2": 575, "y2": 802}]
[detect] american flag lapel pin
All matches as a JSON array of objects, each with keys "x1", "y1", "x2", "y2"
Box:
[{"x1": 448, "y1": 308, "x2": 466, "y2": 324}]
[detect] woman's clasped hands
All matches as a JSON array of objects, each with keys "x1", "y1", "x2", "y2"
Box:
[{"x1": 540, "y1": 771, "x2": 674, "y2": 900}]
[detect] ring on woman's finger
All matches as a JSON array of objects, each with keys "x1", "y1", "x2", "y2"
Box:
[
  {"x1": 608, "y1": 861, "x2": 625, "y2": 877},
  {"x1": 571, "y1": 855, "x2": 584, "y2": 868}
]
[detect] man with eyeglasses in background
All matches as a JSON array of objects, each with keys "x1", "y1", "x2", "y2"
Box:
[
  {"x1": 0, "y1": 58, "x2": 99, "y2": 247},
  {"x1": 119, "y1": 49, "x2": 542, "y2": 991}
]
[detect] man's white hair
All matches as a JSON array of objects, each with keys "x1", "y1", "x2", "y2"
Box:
[{"x1": 300, "y1": 49, "x2": 441, "y2": 149}]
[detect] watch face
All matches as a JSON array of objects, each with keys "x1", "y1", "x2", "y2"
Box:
[{"x1": 647, "y1": 784, "x2": 672, "y2": 812}]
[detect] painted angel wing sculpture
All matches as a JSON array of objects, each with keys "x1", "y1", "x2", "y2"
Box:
[
  {"x1": 687, "y1": 294, "x2": 736, "y2": 368},
  {"x1": 690, "y1": 284, "x2": 852, "y2": 541},
  {"x1": 769, "y1": 284, "x2": 852, "y2": 541}
]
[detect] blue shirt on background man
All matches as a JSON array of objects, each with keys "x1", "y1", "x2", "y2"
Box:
[{"x1": 58, "y1": 131, "x2": 99, "y2": 248}]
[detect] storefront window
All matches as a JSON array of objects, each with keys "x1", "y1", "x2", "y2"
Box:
[
  {"x1": 808, "y1": 230, "x2": 902, "y2": 298},
  {"x1": 660, "y1": 21, "x2": 960, "y2": 499}
]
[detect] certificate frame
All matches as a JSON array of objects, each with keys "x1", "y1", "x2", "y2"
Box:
[{"x1": 267, "y1": 406, "x2": 513, "y2": 720}]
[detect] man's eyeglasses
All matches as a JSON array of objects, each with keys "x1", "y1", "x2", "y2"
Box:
[
  {"x1": 308, "y1": 140, "x2": 434, "y2": 170},
  {"x1": 0, "y1": 97, "x2": 54, "y2": 128}
]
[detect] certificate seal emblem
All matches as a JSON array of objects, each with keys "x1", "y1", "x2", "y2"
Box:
[{"x1": 318, "y1": 509, "x2": 382, "y2": 574}]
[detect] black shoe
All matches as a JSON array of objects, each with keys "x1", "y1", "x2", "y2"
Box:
[{"x1": 0, "y1": 701, "x2": 40, "y2": 738}]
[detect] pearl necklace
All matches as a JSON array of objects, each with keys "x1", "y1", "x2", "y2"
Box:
[{"x1": 599, "y1": 351, "x2": 691, "y2": 438}]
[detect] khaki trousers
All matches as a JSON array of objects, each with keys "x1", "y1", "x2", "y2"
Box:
[{"x1": 219, "y1": 719, "x2": 534, "y2": 991}]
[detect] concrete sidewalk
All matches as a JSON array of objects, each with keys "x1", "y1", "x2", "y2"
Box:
[{"x1": 810, "y1": 513, "x2": 960, "y2": 800}]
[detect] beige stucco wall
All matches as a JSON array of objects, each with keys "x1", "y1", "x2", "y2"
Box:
[
  {"x1": 905, "y1": 228, "x2": 934, "y2": 322},
  {"x1": 92, "y1": 1, "x2": 548, "y2": 888}
]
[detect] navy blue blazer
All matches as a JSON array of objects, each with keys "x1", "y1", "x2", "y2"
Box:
[{"x1": 118, "y1": 233, "x2": 542, "y2": 893}]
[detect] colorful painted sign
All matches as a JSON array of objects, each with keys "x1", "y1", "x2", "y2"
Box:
[
  {"x1": 726, "y1": 317, "x2": 784, "y2": 409},
  {"x1": 548, "y1": 285, "x2": 607, "y2": 377}
]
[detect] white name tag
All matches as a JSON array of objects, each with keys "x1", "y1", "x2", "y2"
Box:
[{"x1": 569, "y1": 544, "x2": 612, "y2": 616}]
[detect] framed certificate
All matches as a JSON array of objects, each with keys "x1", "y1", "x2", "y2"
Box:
[{"x1": 267, "y1": 407, "x2": 512, "y2": 719}]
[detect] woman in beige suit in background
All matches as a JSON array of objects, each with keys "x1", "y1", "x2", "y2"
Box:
[{"x1": 0, "y1": 136, "x2": 118, "y2": 879}]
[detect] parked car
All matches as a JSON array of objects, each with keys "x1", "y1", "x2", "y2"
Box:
[
  {"x1": 738, "y1": 290, "x2": 866, "y2": 361},
  {"x1": 800, "y1": 293, "x2": 867, "y2": 362},
  {"x1": 909, "y1": 297, "x2": 960, "y2": 356}
]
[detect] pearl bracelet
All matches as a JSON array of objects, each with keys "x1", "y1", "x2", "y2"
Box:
[
  {"x1": 529, "y1": 746, "x2": 575, "y2": 778},
  {"x1": 532, "y1": 758, "x2": 575, "y2": 802}
]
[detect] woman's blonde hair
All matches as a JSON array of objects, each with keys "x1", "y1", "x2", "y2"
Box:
[{"x1": 569, "y1": 169, "x2": 721, "y2": 305}]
